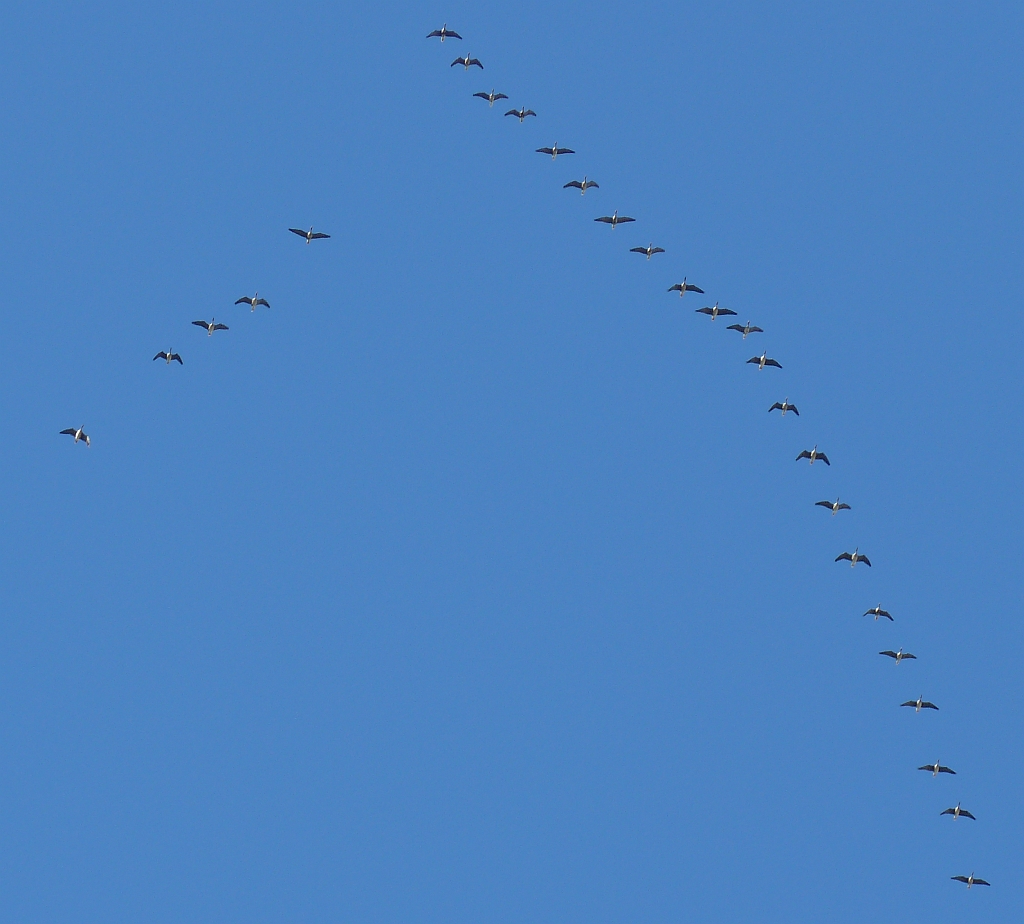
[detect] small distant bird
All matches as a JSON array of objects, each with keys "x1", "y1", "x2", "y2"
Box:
[
  {"x1": 60, "y1": 426, "x2": 90, "y2": 447},
  {"x1": 564, "y1": 176, "x2": 599, "y2": 194},
  {"x1": 918, "y1": 760, "x2": 956, "y2": 777},
  {"x1": 595, "y1": 211, "x2": 635, "y2": 228},
  {"x1": 880, "y1": 648, "x2": 916, "y2": 664},
  {"x1": 951, "y1": 873, "x2": 989, "y2": 889},
  {"x1": 474, "y1": 89, "x2": 508, "y2": 106},
  {"x1": 941, "y1": 803, "x2": 976, "y2": 820},
  {"x1": 748, "y1": 352, "x2": 782, "y2": 369},
  {"x1": 796, "y1": 445, "x2": 829, "y2": 465},
  {"x1": 630, "y1": 243, "x2": 665, "y2": 260},
  {"x1": 193, "y1": 319, "x2": 229, "y2": 336},
  {"x1": 816, "y1": 497, "x2": 850, "y2": 515},
  {"x1": 451, "y1": 54, "x2": 483, "y2": 70},
  {"x1": 289, "y1": 227, "x2": 330, "y2": 244},
  {"x1": 536, "y1": 143, "x2": 574, "y2": 159},
  {"x1": 235, "y1": 293, "x2": 270, "y2": 311},
  {"x1": 427, "y1": 24, "x2": 461, "y2": 41},
  {"x1": 864, "y1": 604, "x2": 893, "y2": 621},
  {"x1": 727, "y1": 321, "x2": 763, "y2": 339},
  {"x1": 836, "y1": 548, "x2": 870, "y2": 567},
  {"x1": 695, "y1": 302, "x2": 736, "y2": 320},
  {"x1": 668, "y1": 278, "x2": 704, "y2": 298},
  {"x1": 153, "y1": 350, "x2": 183, "y2": 365},
  {"x1": 901, "y1": 695, "x2": 938, "y2": 712},
  {"x1": 769, "y1": 400, "x2": 799, "y2": 416},
  {"x1": 504, "y1": 107, "x2": 537, "y2": 122}
]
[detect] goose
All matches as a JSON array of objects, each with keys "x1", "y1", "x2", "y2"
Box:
[
  {"x1": 727, "y1": 321, "x2": 763, "y2": 339},
  {"x1": 594, "y1": 211, "x2": 635, "y2": 228},
  {"x1": 863, "y1": 604, "x2": 893, "y2": 621},
  {"x1": 835, "y1": 548, "x2": 870, "y2": 567},
  {"x1": 504, "y1": 107, "x2": 537, "y2": 122},
  {"x1": 427, "y1": 24, "x2": 461, "y2": 41},
  {"x1": 769, "y1": 399, "x2": 799, "y2": 416},
  {"x1": 59, "y1": 426, "x2": 90, "y2": 447},
  {"x1": 235, "y1": 293, "x2": 270, "y2": 311},
  {"x1": 153, "y1": 350, "x2": 183, "y2": 365},
  {"x1": 880, "y1": 648, "x2": 916, "y2": 664},
  {"x1": 941, "y1": 802, "x2": 976, "y2": 820},
  {"x1": 951, "y1": 873, "x2": 989, "y2": 889},
  {"x1": 564, "y1": 176, "x2": 599, "y2": 194},
  {"x1": 695, "y1": 302, "x2": 736, "y2": 320},
  {"x1": 668, "y1": 279, "x2": 705, "y2": 298},
  {"x1": 536, "y1": 143, "x2": 574, "y2": 159},
  {"x1": 289, "y1": 227, "x2": 330, "y2": 244},
  {"x1": 901, "y1": 695, "x2": 938, "y2": 712},
  {"x1": 816, "y1": 497, "x2": 850, "y2": 515},
  {"x1": 193, "y1": 319, "x2": 229, "y2": 336},
  {"x1": 451, "y1": 54, "x2": 483, "y2": 70},
  {"x1": 747, "y1": 352, "x2": 782, "y2": 369},
  {"x1": 918, "y1": 760, "x2": 956, "y2": 776},
  {"x1": 629, "y1": 243, "x2": 665, "y2": 260},
  {"x1": 796, "y1": 445, "x2": 829, "y2": 465},
  {"x1": 474, "y1": 89, "x2": 508, "y2": 106}
]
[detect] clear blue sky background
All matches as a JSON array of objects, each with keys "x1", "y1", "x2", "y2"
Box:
[{"x1": 0, "y1": 2, "x2": 1021, "y2": 921}]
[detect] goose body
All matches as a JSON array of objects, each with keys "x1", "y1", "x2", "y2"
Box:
[
  {"x1": 564, "y1": 176, "x2": 598, "y2": 194},
  {"x1": 153, "y1": 350, "x2": 183, "y2": 364},
  {"x1": 289, "y1": 226, "x2": 330, "y2": 244},
  {"x1": 696, "y1": 302, "x2": 736, "y2": 320},
  {"x1": 796, "y1": 445, "x2": 829, "y2": 465},
  {"x1": 901, "y1": 695, "x2": 938, "y2": 712},
  {"x1": 816, "y1": 497, "x2": 850, "y2": 515},
  {"x1": 835, "y1": 547, "x2": 870, "y2": 567},
  {"x1": 595, "y1": 211, "x2": 635, "y2": 229},
  {"x1": 668, "y1": 278, "x2": 704, "y2": 298},
  {"x1": 59, "y1": 426, "x2": 90, "y2": 447},
  {"x1": 474, "y1": 89, "x2": 508, "y2": 106},
  {"x1": 769, "y1": 400, "x2": 798, "y2": 416},
  {"x1": 630, "y1": 243, "x2": 665, "y2": 260},
  {"x1": 235, "y1": 292, "x2": 270, "y2": 311}
]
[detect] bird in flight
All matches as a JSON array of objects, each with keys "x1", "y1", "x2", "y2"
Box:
[
  {"x1": 427, "y1": 24, "x2": 461, "y2": 41},
  {"x1": 941, "y1": 803, "x2": 976, "y2": 821},
  {"x1": 951, "y1": 873, "x2": 989, "y2": 889},
  {"x1": 748, "y1": 352, "x2": 782, "y2": 369},
  {"x1": 769, "y1": 399, "x2": 798, "y2": 416},
  {"x1": 289, "y1": 227, "x2": 330, "y2": 244},
  {"x1": 235, "y1": 293, "x2": 270, "y2": 311},
  {"x1": 796, "y1": 445, "x2": 829, "y2": 465},
  {"x1": 901, "y1": 695, "x2": 938, "y2": 712},
  {"x1": 695, "y1": 302, "x2": 736, "y2": 320},
  {"x1": 630, "y1": 243, "x2": 665, "y2": 260},
  {"x1": 816, "y1": 497, "x2": 850, "y2": 515},
  {"x1": 193, "y1": 319, "x2": 229, "y2": 336},
  {"x1": 864, "y1": 604, "x2": 892, "y2": 621},
  {"x1": 564, "y1": 176, "x2": 598, "y2": 194},
  {"x1": 727, "y1": 321, "x2": 763, "y2": 339},
  {"x1": 60, "y1": 426, "x2": 90, "y2": 447},
  {"x1": 880, "y1": 648, "x2": 916, "y2": 664},
  {"x1": 668, "y1": 278, "x2": 704, "y2": 298},
  {"x1": 595, "y1": 211, "x2": 635, "y2": 228},
  {"x1": 918, "y1": 760, "x2": 955, "y2": 777},
  {"x1": 153, "y1": 350, "x2": 183, "y2": 365},
  {"x1": 474, "y1": 89, "x2": 508, "y2": 106},
  {"x1": 836, "y1": 548, "x2": 870, "y2": 567},
  {"x1": 536, "y1": 143, "x2": 574, "y2": 159},
  {"x1": 504, "y1": 107, "x2": 537, "y2": 122},
  {"x1": 451, "y1": 54, "x2": 483, "y2": 70}
]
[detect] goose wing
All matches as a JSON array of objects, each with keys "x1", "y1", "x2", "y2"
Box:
[
  {"x1": 789, "y1": 405, "x2": 800, "y2": 415},
  {"x1": 697, "y1": 307, "x2": 715, "y2": 316},
  {"x1": 523, "y1": 110, "x2": 536, "y2": 117},
  {"x1": 629, "y1": 247, "x2": 647, "y2": 254},
  {"x1": 940, "y1": 808, "x2": 956, "y2": 816},
  {"x1": 555, "y1": 146, "x2": 574, "y2": 154},
  {"x1": 153, "y1": 352, "x2": 166, "y2": 361},
  {"x1": 310, "y1": 232, "x2": 330, "y2": 239},
  {"x1": 685, "y1": 283, "x2": 705, "y2": 293},
  {"x1": 727, "y1": 324, "x2": 745, "y2": 332},
  {"x1": 939, "y1": 765, "x2": 956, "y2": 774},
  {"x1": 797, "y1": 450, "x2": 812, "y2": 461},
  {"x1": 748, "y1": 325, "x2": 764, "y2": 333},
  {"x1": 564, "y1": 181, "x2": 583, "y2": 189},
  {"x1": 213, "y1": 323, "x2": 229, "y2": 331},
  {"x1": 901, "y1": 652, "x2": 917, "y2": 659},
  {"x1": 445, "y1": 30, "x2": 462, "y2": 39},
  {"x1": 450, "y1": 57, "x2": 466, "y2": 67},
  {"x1": 583, "y1": 179, "x2": 597, "y2": 187},
  {"x1": 838, "y1": 503, "x2": 851, "y2": 510},
  {"x1": 595, "y1": 216, "x2": 614, "y2": 224},
  {"x1": 427, "y1": 29, "x2": 443, "y2": 37},
  {"x1": 651, "y1": 247, "x2": 665, "y2": 254},
  {"x1": 288, "y1": 228, "x2": 308, "y2": 237},
  {"x1": 171, "y1": 354, "x2": 183, "y2": 364},
  {"x1": 880, "y1": 650, "x2": 899, "y2": 659},
  {"x1": 960, "y1": 809, "x2": 976, "y2": 819},
  {"x1": 747, "y1": 356, "x2": 763, "y2": 364},
  {"x1": 504, "y1": 109, "x2": 521, "y2": 117},
  {"x1": 815, "y1": 500, "x2": 834, "y2": 509},
  {"x1": 235, "y1": 297, "x2": 251, "y2": 305},
  {"x1": 764, "y1": 358, "x2": 782, "y2": 368},
  {"x1": 192, "y1": 320, "x2": 209, "y2": 329},
  {"x1": 256, "y1": 298, "x2": 270, "y2": 308},
  {"x1": 770, "y1": 403, "x2": 784, "y2": 412},
  {"x1": 835, "y1": 552, "x2": 853, "y2": 562},
  {"x1": 917, "y1": 764, "x2": 938, "y2": 772},
  {"x1": 716, "y1": 307, "x2": 737, "y2": 316},
  {"x1": 469, "y1": 59, "x2": 483, "y2": 68},
  {"x1": 494, "y1": 93, "x2": 509, "y2": 100},
  {"x1": 668, "y1": 284, "x2": 684, "y2": 292},
  {"x1": 973, "y1": 878, "x2": 990, "y2": 886},
  {"x1": 536, "y1": 147, "x2": 554, "y2": 155},
  {"x1": 921, "y1": 700, "x2": 938, "y2": 709},
  {"x1": 951, "y1": 876, "x2": 971, "y2": 884},
  {"x1": 473, "y1": 92, "x2": 490, "y2": 100},
  {"x1": 60, "y1": 428, "x2": 77, "y2": 435},
  {"x1": 858, "y1": 553, "x2": 871, "y2": 566},
  {"x1": 817, "y1": 452, "x2": 829, "y2": 464},
  {"x1": 900, "y1": 700, "x2": 919, "y2": 707}
]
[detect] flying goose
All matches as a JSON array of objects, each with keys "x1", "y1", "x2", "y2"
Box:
[
  {"x1": 695, "y1": 302, "x2": 736, "y2": 320},
  {"x1": 595, "y1": 211, "x2": 635, "y2": 228},
  {"x1": 816, "y1": 497, "x2": 850, "y2": 515},
  {"x1": 630, "y1": 243, "x2": 665, "y2": 260},
  {"x1": 235, "y1": 293, "x2": 270, "y2": 311},
  {"x1": 451, "y1": 54, "x2": 483, "y2": 70},
  {"x1": 289, "y1": 227, "x2": 330, "y2": 244},
  {"x1": 941, "y1": 803, "x2": 976, "y2": 820},
  {"x1": 668, "y1": 278, "x2": 704, "y2": 298},
  {"x1": 59, "y1": 426, "x2": 90, "y2": 447},
  {"x1": 835, "y1": 548, "x2": 870, "y2": 567},
  {"x1": 564, "y1": 176, "x2": 598, "y2": 194},
  {"x1": 536, "y1": 143, "x2": 574, "y2": 159},
  {"x1": 727, "y1": 321, "x2": 763, "y2": 339},
  {"x1": 427, "y1": 24, "x2": 461, "y2": 41},
  {"x1": 918, "y1": 760, "x2": 956, "y2": 776},
  {"x1": 796, "y1": 445, "x2": 829, "y2": 465},
  {"x1": 769, "y1": 399, "x2": 798, "y2": 416},
  {"x1": 473, "y1": 89, "x2": 508, "y2": 106},
  {"x1": 747, "y1": 352, "x2": 782, "y2": 369},
  {"x1": 901, "y1": 695, "x2": 938, "y2": 712},
  {"x1": 864, "y1": 604, "x2": 893, "y2": 621},
  {"x1": 193, "y1": 319, "x2": 229, "y2": 336},
  {"x1": 951, "y1": 873, "x2": 989, "y2": 889},
  {"x1": 504, "y1": 107, "x2": 537, "y2": 122},
  {"x1": 153, "y1": 350, "x2": 183, "y2": 365},
  {"x1": 880, "y1": 648, "x2": 916, "y2": 664}
]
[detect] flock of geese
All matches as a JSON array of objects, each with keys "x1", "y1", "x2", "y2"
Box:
[{"x1": 425, "y1": 22, "x2": 993, "y2": 896}]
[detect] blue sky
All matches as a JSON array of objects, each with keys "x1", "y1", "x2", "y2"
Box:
[{"x1": 0, "y1": 2, "x2": 1021, "y2": 921}]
